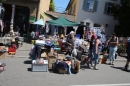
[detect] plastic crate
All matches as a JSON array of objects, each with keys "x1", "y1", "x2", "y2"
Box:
[{"x1": 32, "y1": 64, "x2": 48, "y2": 72}]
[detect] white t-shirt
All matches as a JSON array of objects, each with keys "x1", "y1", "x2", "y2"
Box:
[{"x1": 88, "y1": 34, "x2": 92, "y2": 40}]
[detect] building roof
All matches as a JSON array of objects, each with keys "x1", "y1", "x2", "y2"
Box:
[{"x1": 65, "y1": 0, "x2": 74, "y2": 11}]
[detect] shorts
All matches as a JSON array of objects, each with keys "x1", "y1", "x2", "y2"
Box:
[{"x1": 127, "y1": 53, "x2": 130, "y2": 61}]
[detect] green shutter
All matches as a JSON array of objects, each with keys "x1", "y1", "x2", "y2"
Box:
[
  {"x1": 94, "y1": 0, "x2": 98, "y2": 12},
  {"x1": 104, "y1": 2, "x2": 109, "y2": 14},
  {"x1": 83, "y1": 0, "x2": 87, "y2": 10}
]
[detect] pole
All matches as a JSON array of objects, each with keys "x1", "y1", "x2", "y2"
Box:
[{"x1": 10, "y1": 4, "x2": 15, "y2": 36}]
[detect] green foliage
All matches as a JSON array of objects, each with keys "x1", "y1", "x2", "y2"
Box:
[
  {"x1": 117, "y1": 44, "x2": 125, "y2": 55},
  {"x1": 49, "y1": 0, "x2": 55, "y2": 12},
  {"x1": 113, "y1": 0, "x2": 130, "y2": 36},
  {"x1": 0, "y1": 0, "x2": 6, "y2": 2}
]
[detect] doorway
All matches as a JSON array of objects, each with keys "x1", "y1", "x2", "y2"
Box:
[{"x1": 2, "y1": 3, "x2": 30, "y2": 36}]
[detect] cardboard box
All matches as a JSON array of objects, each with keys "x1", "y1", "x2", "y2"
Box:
[
  {"x1": 41, "y1": 52, "x2": 47, "y2": 58},
  {"x1": 48, "y1": 59, "x2": 56, "y2": 69},
  {"x1": 48, "y1": 55, "x2": 56, "y2": 59},
  {"x1": 58, "y1": 69, "x2": 67, "y2": 74},
  {"x1": 49, "y1": 59, "x2": 56, "y2": 64},
  {"x1": 0, "y1": 52, "x2": 7, "y2": 59},
  {"x1": 57, "y1": 54, "x2": 65, "y2": 60},
  {"x1": 48, "y1": 52, "x2": 54, "y2": 56},
  {"x1": 41, "y1": 57, "x2": 49, "y2": 60}
]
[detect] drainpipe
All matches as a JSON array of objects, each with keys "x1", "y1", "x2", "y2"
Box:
[
  {"x1": 0, "y1": 3, "x2": 2, "y2": 18},
  {"x1": 10, "y1": 4, "x2": 15, "y2": 36}
]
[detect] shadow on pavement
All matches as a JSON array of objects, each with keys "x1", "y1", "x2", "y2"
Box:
[
  {"x1": 28, "y1": 68, "x2": 32, "y2": 72},
  {"x1": 80, "y1": 62, "x2": 91, "y2": 70},
  {"x1": 110, "y1": 66, "x2": 130, "y2": 72},
  {"x1": 24, "y1": 60, "x2": 32, "y2": 64}
]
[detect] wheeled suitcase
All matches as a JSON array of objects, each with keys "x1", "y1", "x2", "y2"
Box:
[{"x1": 76, "y1": 50, "x2": 82, "y2": 61}]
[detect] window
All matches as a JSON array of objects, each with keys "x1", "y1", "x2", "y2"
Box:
[
  {"x1": 104, "y1": 2, "x2": 118, "y2": 15},
  {"x1": 94, "y1": 23, "x2": 101, "y2": 27},
  {"x1": 80, "y1": 22, "x2": 84, "y2": 25},
  {"x1": 73, "y1": 4, "x2": 76, "y2": 15},
  {"x1": 68, "y1": 7, "x2": 72, "y2": 15},
  {"x1": 86, "y1": 22, "x2": 90, "y2": 26},
  {"x1": 86, "y1": 0, "x2": 94, "y2": 11},
  {"x1": 83, "y1": 0, "x2": 98, "y2": 12}
]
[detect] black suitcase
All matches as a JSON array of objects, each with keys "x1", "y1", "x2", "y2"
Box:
[{"x1": 76, "y1": 50, "x2": 83, "y2": 61}]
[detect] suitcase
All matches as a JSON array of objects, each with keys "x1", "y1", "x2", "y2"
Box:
[{"x1": 76, "y1": 50, "x2": 83, "y2": 61}]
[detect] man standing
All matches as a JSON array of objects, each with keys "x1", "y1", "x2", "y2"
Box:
[
  {"x1": 0, "y1": 19, "x2": 4, "y2": 38},
  {"x1": 123, "y1": 37, "x2": 130, "y2": 71}
]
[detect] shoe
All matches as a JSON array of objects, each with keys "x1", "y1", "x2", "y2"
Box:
[
  {"x1": 108, "y1": 63, "x2": 111, "y2": 65},
  {"x1": 87, "y1": 63, "x2": 90, "y2": 68},
  {"x1": 111, "y1": 62, "x2": 114, "y2": 65},
  {"x1": 93, "y1": 67, "x2": 98, "y2": 70},
  {"x1": 122, "y1": 65, "x2": 129, "y2": 71},
  {"x1": 122, "y1": 67, "x2": 128, "y2": 71}
]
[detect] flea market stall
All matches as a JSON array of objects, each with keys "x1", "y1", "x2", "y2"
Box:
[{"x1": 30, "y1": 16, "x2": 81, "y2": 74}]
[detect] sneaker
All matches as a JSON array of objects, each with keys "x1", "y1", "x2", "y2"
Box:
[{"x1": 111, "y1": 62, "x2": 114, "y2": 65}]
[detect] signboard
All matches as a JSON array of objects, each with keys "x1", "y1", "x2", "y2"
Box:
[{"x1": 29, "y1": 16, "x2": 36, "y2": 23}]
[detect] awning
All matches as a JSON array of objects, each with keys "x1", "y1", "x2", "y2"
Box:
[
  {"x1": 46, "y1": 16, "x2": 80, "y2": 26},
  {"x1": 32, "y1": 18, "x2": 44, "y2": 26}
]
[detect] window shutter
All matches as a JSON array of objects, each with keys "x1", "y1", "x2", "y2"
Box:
[
  {"x1": 94, "y1": 0, "x2": 98, "y2": 12},
  {"x1": 104, "y1": 2, "x2": 109, "y2": 14},
  {"x1": 83, "y1": 0, "x2": 87, "y2": 10}
]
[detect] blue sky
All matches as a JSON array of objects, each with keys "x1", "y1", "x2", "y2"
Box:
[{"x1": 54, "y1": 0, "x2": 70, "y2": 12}]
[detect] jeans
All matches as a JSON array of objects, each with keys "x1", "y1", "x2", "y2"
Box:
[
  {"x1": 109, "y1": 47, "x2": 117, "y2": 61},
  {"x1": 68, "y1": 65, "x2": 72, "y2": 74},
  {"x1": 94, "y1": 52, "x2": 100, "y2": 67},
  {"x1": 88, "y1": 49, "x2": 94, "y2": 65}
]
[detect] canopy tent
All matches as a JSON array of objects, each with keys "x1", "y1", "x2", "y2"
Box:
[
  {"x1": 32, "y1": 18, "x2": 44, "y2": 26},
  {"x1": 46, "y1": 16, "x2": 80, "y2": 26}
]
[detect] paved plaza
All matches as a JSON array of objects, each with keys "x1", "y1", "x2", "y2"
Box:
[{"x1": 0, "y1": 43, "x2": 130, "y2": 86}]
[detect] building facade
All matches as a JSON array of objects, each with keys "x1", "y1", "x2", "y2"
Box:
[
  {"x1": 0, "y1": 0, "x2": 50, "y2": 33},
  {"x1": 66, "y1": 0, "x2": 121, "y2": 36}
]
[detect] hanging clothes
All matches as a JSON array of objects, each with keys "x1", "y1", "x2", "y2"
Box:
[
  {"x1": 46, "y1": 23, "x2": 49, "y2": 33},
  {"x1": 0, "y1": 20, "x2": 3, "y2": 32}
]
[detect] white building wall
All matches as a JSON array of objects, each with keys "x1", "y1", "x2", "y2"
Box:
[{"x1": 76, "y1": 0, "x2": 120, "y2": 36}]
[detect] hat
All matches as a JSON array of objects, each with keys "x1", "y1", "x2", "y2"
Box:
[{"x1": 70, "y1": 31, "x2": 75, "y2": 34}]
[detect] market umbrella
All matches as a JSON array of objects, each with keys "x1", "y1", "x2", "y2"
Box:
[
  {"x1": 33, "y1": 18, "x2": 44, "y2": 26},
  {"x1": 46, "y1": 16, "x2": 80, "y2": 26}
]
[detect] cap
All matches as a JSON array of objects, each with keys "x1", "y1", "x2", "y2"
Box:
[{"x1": 70, "y1": 31, "x2": 75, "y2": 34}]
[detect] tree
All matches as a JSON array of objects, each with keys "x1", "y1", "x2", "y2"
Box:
[
  {"x1": 113, "y1": 0, "x2": 130, "y2": 36},
  {"x1": 0, "y1": 0, "x2": 6, "y2": 2},
  {"x1": 49, "y1": 0, "x2": 55, "y2": 12}
]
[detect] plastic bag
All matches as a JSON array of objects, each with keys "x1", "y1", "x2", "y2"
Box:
[{"x1": 72, "y1": 48, "x2": 77, "y2": 57}]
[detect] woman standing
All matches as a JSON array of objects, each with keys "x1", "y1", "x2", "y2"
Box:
[
  {"x1": 87, "y1": 35, "x2": 96, "y2": 68},
  {"x1": 108, "y1": 33, "x2": 118, "y2": 65},
  {"x1": 93, "y1": 35, "x2": 102, "y2": 70}
]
